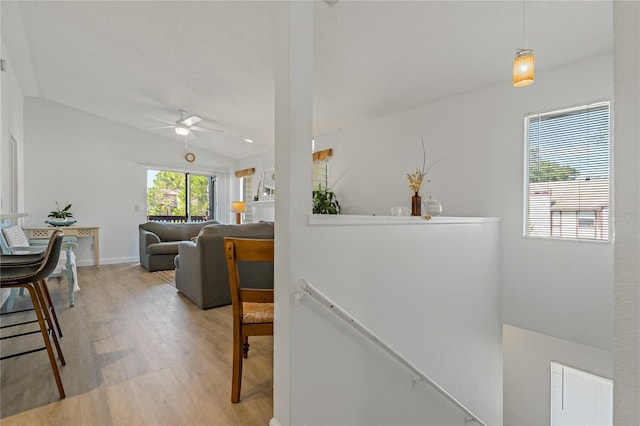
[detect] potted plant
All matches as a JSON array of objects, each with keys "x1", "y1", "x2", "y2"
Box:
[
  {"x1": 46, "y1": 202, "x2": 76, "y2": 226},
  {"x1": 312, "y1": 184, "x2": 341, "y2": 214}
]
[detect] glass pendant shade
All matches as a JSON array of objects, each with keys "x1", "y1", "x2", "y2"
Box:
[{"x1": 513, "y1": 48, "x2": 535, "y2": 87}]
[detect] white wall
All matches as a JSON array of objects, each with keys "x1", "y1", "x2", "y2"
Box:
[
  {"x1": 612, "y1": 2, "x2": 640, "y2": 423},
  {"x1": 235, "y1": 150, "x2": 275, "y2": 200},
  {"x1": 22, "y1": 97, "x2": 237, "y2": 266},
  {"x1": 274, "y1": 6, "x2": 503, "y2": 424},
  {"x1": 0, "y1": 39, "x2": 25, "y2": 307},
  {"x1": 0, "y1": 42, "x2": 25, "y2": 215},
  {"x1": 503, "y1": 324, "x2": 613, "y2": 426},
  {"x1": 315, "y1": 54, "x2": 614, "y2": 352},
  {"x1": 289, "y1": 218, "x2": 503, "y2": 425}
]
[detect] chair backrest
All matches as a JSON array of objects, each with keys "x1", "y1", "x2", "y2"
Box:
[
  {"x1": 27, "y1": 229, "x2": 64, "y2": 279},
  {"x1": 0, "y1": 230, "x2": 63, "y2": 284},
  {"x1": 224, "y1": 238, "x2": 275, "y2": 320},
  {"x1": 35, "y1": 231, "x2": 65, "y2": 279}
]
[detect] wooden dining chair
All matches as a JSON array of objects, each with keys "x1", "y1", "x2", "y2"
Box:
[{"x1": 224, "y1": 237, "x2": 274, "y2": 403}]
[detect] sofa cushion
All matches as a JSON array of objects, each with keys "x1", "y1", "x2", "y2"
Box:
[
  {"x1": 2, "y1": 225, "x2": 30, "y2": 247},
  {"x1": 141, "y1": 220, "x2": 218, "y2": 242},
  {"x1": 147, "y1": 241, "x2": 180, "y2": 255}
]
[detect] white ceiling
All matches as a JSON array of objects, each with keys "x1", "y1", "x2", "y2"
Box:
[{"x1": 2, "y1": 1, "x2": 613, "y2": 160}]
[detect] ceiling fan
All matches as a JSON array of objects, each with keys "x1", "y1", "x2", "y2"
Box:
[{"x1": 147, "y1": 109, "x2": 223, "y2": 139}]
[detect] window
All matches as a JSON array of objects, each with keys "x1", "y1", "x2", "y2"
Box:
[
  {"x1": 146, "y1": 169, "x2": 216, "y2": 222},
  {"x1": 312, "y1": 161, "x2": 328, "y2": 191},
  {"x1": 525, "y1": 101, "x2": 610, "y2": 241},
  {"x1": 312, "y1": 148, "x2": 332, "y2": 191},
  {"x1": 551, "y1": 361, "x2": 612, "y2": 426},
  {"x1": 242, "y1": 176, "x2": 254, "y2": 223}
]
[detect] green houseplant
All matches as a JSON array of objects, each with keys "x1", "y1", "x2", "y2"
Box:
[
  {"x1": 48, "y1": 202, "x2": 74, "y2": 220},
  {"x1": 312, "y1": 185, "x2": 341, "y2": 214}
]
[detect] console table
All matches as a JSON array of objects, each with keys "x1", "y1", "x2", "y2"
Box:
[{"x1": 23, "y1": 226, "x2": 100, "y2": 266}]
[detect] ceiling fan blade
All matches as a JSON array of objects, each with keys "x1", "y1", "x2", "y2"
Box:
[
  {"x1": 146, "y1": 116, "x2": 177, "y2": 125},
  {"x1": 148, "y1": 125, "x2": 175, "y2": 130},
  {"x1": 190, "y1": 125, "x2": 224, "y2": 133},
  {"x1": 180, "y1": 115, "x2": 202, "y2": 127}
]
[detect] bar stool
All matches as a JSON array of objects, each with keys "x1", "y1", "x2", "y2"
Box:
[
  {"x1": 0, "y1": 254, "x2": 64, "y2": 339},
  {"x1": 0, "y1": 230, "x2": 66, "y2": 398},
  {"x1": 1, "y1": 230, "x2": 66, "y2": 339}
]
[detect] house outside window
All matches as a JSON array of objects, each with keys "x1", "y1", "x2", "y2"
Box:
[{"x1": 525, "y1": 101, "x2": 610, "y2": 241}]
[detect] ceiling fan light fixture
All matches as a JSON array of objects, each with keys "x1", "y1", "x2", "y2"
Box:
[
  {"x1": 244, "y1": 138, "x2": 254, "y2": 143},
  {"x1": 175, "y1": 126, "x2": 190, "y2": 136},
  {"x1": 513, "y1": 48, "x2": 535, "y2": 87}
]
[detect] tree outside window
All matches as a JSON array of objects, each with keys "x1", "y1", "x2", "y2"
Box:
[{"x1": 147, "y1": 170, "x2": 215, "y2": 222}]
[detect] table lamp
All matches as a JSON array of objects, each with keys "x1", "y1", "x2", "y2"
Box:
[{"x1": 231, "y1": 201, "x2": 246, "y2": 224}]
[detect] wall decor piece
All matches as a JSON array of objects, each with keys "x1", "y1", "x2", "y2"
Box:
[{"x1": 263, "y1": 168, "x2": 275, "y2": 193}]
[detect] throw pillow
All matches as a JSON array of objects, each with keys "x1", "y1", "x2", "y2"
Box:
[{"x1": 2, "y1": 225, "x2": 30, "y2": 247}]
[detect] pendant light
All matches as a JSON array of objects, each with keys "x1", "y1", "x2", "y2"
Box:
[{"x1": 513, "y1": 0, "x2": 534, "y2": 87}]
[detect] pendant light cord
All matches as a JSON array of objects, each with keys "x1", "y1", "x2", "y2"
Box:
[{"x1": 522, "y1": 0, "x2": 526, "y2": 48}]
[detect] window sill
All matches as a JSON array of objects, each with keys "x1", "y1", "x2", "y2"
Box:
[{"x1": 308, "y1": 215, "x2": 500, "y2": 226}]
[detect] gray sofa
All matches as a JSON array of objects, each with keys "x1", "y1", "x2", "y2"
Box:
[
  {"x1": 174, "y1": 222, "x2": 274, "y2": 309},
  {"x1": 139, "y1": 220, "x2": 219, "y2": 272}
]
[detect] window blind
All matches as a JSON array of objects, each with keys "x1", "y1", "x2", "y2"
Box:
[
  {"x1": 242, "y1": 176, "x2": 254, "y2": 223},
  {"x1": 525, "y1": 101, "x2": 610, "y2": 241},
  {"x1": 551, "y1": 361, "x2": 612, "y2": 425},
  {"x1": 312, "y1": 162, "x2": 328, "y2": 191}
]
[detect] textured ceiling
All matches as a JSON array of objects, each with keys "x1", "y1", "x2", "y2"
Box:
[{"x1": 2, "y1": 1, "x2": 613, "y2": 160}]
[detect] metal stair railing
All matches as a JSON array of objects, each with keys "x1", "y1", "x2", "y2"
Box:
[{"x1": 295, "y1": 278, "x2": 486, "y2": 426}]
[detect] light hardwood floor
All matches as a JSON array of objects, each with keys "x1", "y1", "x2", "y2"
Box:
[{"x1": 0, "y1": 263, "x2": 273, "y2": 425}]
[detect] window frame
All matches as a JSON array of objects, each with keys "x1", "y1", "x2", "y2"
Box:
[
  {"x1": 550, "y1": 361, "x2": 613, "y2": 425},
  {"x1": 146, "y1": 168, "x2": 217, "y2": 222},
  {"x1": 523, "y1": 100, "x2": 612, "y2": 243}
]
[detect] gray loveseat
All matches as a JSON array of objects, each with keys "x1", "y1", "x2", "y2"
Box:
[
  {"x1": 174, "y1": 222, "x2": 274, "y2": 309},
  {"x1": 139, "y1": 220, "x2": 219, "y2": 272}
]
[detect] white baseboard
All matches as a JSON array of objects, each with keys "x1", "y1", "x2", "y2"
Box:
[
  {"x1": 269, "y1": 417, "x2": 284, "y2": 426},
  {"x1": 75, "y1": 257, "x2": 138, "y2": 267}
]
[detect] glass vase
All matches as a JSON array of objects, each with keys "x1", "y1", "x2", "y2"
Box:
[{"x1": 411, "y1": 192, "x2": 422, "y2": 216}]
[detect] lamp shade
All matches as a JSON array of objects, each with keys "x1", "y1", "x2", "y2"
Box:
[
  {"x1": 231, "y1": 201, "x2": 246, "y2": 213},
  {"x1": 513, "y1": 49, "x2": 535, "y2": 87}
]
